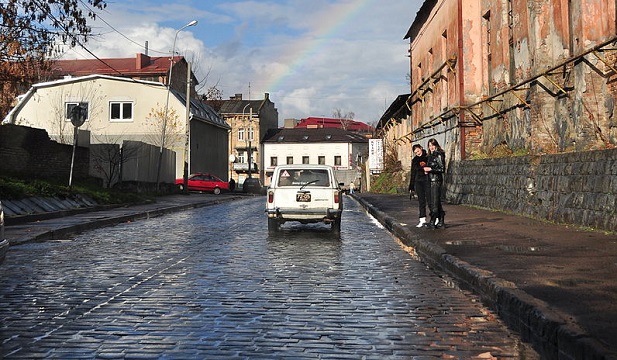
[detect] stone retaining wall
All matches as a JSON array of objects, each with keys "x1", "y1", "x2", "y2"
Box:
[{"x1": 446, "y1": 148, "x2": 617, "y2": 232}]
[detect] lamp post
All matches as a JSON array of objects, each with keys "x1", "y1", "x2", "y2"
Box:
[
  {"x1": 182, "y1": 61, "x2": 192, "y2": 194},
  {"x1": 156, "y1": 19, "x2": 198, "y2": 190},
  {"x1": 242, "y1": 104, "x2": 253, "y2": 179}
]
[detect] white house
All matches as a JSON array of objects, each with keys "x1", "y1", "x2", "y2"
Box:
[
  {"x1": 262, "y1": 127, "x2": 369, "y2": 187},
  {"x1": 3, "y1": 75, "x2": 230, "y2": 184}
]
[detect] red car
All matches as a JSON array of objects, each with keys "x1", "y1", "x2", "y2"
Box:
[{"x1": 175, "y1": 174, "x2": 230, "y2": 195}]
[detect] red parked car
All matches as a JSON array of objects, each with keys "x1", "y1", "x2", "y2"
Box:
[{"x1": 175, "y1": 174, "x2": 230, "y2": 195}]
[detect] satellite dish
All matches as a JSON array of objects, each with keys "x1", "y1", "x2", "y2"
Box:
[{"x1": 228, "y1": 154, "x2": 236, "y2": 163}]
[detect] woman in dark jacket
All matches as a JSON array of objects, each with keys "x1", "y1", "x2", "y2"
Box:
[
  {"x1": 408, "y1": 144, "x2": 430, "y2": 227},
  {"x1": 423, "y1": 138, "x2": 446, "y2": 229}
]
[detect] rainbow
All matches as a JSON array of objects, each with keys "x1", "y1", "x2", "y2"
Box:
[{"x1": 263, "y1": 0, "x2": 372, "y2": 92}]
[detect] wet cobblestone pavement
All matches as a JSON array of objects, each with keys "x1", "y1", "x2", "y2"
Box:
[{"x1": 0, "y1": 196, "x2": 538, "y2": 359}]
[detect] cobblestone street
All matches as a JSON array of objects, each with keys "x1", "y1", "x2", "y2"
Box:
[{"x1": 0, "y1": 196, "x2": 538, "y2": 359}]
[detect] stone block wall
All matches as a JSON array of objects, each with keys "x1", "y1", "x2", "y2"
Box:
[
  {"x1": 446, "y1": 148, "x2": 617, "y2": 232},
  {"x1": 0, "y1": 124, "x2": 89, "y2": 181}
]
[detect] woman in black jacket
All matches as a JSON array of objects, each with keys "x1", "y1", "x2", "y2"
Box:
[
  {"x1": 408, "y1": 144, "x2": 430, "y2": 227},
  {"x1": 423, "y1": 138, "x2": 446, "y2": 229}
]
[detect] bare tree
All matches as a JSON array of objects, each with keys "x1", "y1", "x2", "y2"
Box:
[
  {"x1": 43, "y1": 81, "x2": 106, "y2": 144},
  {"x1": 89, "y1": 137, "x2": 141, "y2": 188},
  {"x1": 201, "y1": 84, "x2": 224, "y2": 112},
  {"x1": 145, "y1": 104, "x2": 183, "y2": 149},
  {"x1": 0, "y1": 0, "x2": 108, "y2": 119},
  {"x1": 145, "y1": 104, "x2": 183, "y2": 188},
  {"x1": 332, "y1": 108, "x2": 355, "y2": 130}
]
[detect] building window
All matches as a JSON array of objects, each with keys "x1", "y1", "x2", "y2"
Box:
[
  {"x1": 318, "y1": 156, "x2": 325, "y2": 165},
  {"x1": 302, "y1": 156, "x2": 309, "y2": 164},
  {"x1": 248, "y1": 127, "x2": 254, "y2": 141},
  {"x1": 334, "y1": 156, "x2": 341, "y2": 166},
  {"x1": 238, "y1": 128, "x2": 245, "y2": 141},
  {"x1": 286, "y1": 156, "x2": 293, "y2": 164},
  {"x1": 110, "y1": 101, "x2": 133, "y2": 122},
  {"x1": 270, "y1": 157, "x2": 278, "y2": 167},
  {"x1": 65, "y1": 102, "x2": 89, "y2": 122},
  {"x1": 238, "y1": 152, "x2": 246, "y2": 164}
]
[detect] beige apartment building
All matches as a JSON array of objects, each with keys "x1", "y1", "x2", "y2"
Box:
[
  {"x1": 210, "y1": 93, "x2": 279, "y2": 186},
  {"x1": 3, "y1": 75, "x2": 230, "y2": 184}
]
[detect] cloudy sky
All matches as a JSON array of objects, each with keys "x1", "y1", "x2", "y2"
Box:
[{"x1": 62, "y1": 0, "x2": 424, "y2": 126}]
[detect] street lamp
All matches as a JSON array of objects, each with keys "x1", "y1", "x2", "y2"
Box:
[
  {"x1": 242, "y1": 103, "x2": 253, "y2": 179},
  {"x1": 182, "y1": 61, "x2": 192, "y2": 194},
  {"x1": 156, "y1": 19, "x2": 198, "y2": 189}
]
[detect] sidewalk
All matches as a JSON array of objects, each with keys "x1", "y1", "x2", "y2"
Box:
[
  {"x1": 2, "y1": 192, "x2": 616, "y2": 359},
  {"x1": 354, "y1": 192, "x2": 617, "y2": 360},
  {"x1": 2, "y1": 193, "x2": 246, "y2": 245}
]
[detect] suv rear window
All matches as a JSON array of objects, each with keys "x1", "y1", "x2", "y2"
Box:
[{"x1": 277, "y1": 168, "x2": 330, "y2": 187}]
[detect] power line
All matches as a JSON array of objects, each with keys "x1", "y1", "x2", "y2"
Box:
[
  {"x1": 27, "y1": 0, "x2": 125, "y2": 77},
  {"x1": 78, "y1": 0, "x2": 169, "y2": 56}
]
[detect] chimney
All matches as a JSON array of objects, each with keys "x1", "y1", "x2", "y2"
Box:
[
  {"x1": 264, "y1": 92, "x2": 269, "y2": 100},
  {"x1": 230, "y1": 93, "x2": 243, "y2": 100},
  {"x1": 136, "y1": 53, "x2": 150, "y2": 70}
]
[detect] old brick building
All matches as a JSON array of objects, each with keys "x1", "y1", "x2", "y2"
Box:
[
  {"x1": 380, "y1": 0, "x2": 617, "y2": 162},
  {"x1": 376, "y1": 0, "x2": 617, "y2": 232}
]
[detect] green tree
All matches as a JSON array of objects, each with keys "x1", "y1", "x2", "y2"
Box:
[{"x1": 0, "y1": 0, "x2": 107, "y2": 119}]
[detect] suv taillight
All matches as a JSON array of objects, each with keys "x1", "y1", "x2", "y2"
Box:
[
  {"x1": 334, "y1": 191, "x2": 340, "y2": 204},
  {"x1": 268, "y1": 191, "x2": 274, "y2": 203}
]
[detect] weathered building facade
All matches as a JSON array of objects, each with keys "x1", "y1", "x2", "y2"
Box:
[
  {"x1": 380, "y1": 0, "x2": 617, "y2": 162},
  {"x1": 376, "y1": 0, "x2": 617, "y2": 231}
]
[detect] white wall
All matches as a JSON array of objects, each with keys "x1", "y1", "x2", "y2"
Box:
[{"x1": 263, "y1": 142, "x2": 353, "y2": 174}]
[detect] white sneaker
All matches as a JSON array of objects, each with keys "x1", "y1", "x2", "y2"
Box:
[{"x1": 416, "y1": 217, "x2": 427, "y2": 228}]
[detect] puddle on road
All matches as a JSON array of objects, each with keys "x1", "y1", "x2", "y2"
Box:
[
  {"x1": 495, "y1": 245, "x2": 541, "y2": 253},
  {"x1": 445, "y1": 240, "x2": 482, "y2": 246},
  {"x1": 443, "y1": 241, "x2": 542, "y2": 254},
  {"x1": 554, "y1": 278, "x2": 598, "y2": 287}
]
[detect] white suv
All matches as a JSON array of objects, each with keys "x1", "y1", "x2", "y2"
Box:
[{"x1": 266, "y1": 164, "x2": 343, "y2": 234}]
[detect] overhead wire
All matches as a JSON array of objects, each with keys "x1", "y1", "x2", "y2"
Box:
[
  {"x1": 78, "y1": 0, "x2": 170, "y2": 56},
  {"x1": 31, "y1": 0, "x2": 126, "y2": 76}
]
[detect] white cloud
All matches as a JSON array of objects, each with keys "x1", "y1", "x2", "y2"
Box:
[{"x1": 63, "y1": 0, "x2": 422, "y2": 124}]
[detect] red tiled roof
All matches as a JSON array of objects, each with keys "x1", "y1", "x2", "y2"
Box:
[
  {"x1": 296, "y1": 117, "x2": 373, "y2": 132},
  {"x1": 50, "y1": 53, "x2": 177, "y2": 78}
]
